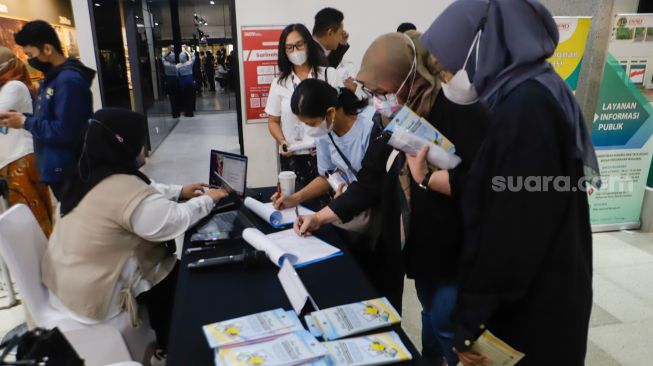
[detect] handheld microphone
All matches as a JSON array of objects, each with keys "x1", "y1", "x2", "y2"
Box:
[{"x1": 188, "y1": 249, "x2": 267, "y2": 270}]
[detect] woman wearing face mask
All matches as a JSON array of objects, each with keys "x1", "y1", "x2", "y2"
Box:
[
  {"x1": 265, "y1": 24, "x2": 341, "y2": 192},
  {"x1": 421, "y1": 1, "x2": 598, "y2": 365},
  {"x1": 272, "y1": 78, "x2": 382, "y2": 279},
  {"x1": 0, "y1": 47, "x2": 53, "y2": 236},
  {"x1": 295, "y1": 31, "x2": 488, "y2": 366},
  {"x1": 41, "y1": 108, "x2": 228, "y2": 363},
  {"x1": 271, "y1": 78, "x2": 373, "y2": 209}
]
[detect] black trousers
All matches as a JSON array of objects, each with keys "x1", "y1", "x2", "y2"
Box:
[
  {"x1": 179, "y1": 75, "x2": 196, "y2": 117},
  {"x1": 279, "y1": 155, "x2": 318, "y2": 192},
  {"x1": 137, "y1": 261, "x2": 179, "y2": 351},
  {"x1": 165, "y1": 76, "x2": 181, "y2": 118}
]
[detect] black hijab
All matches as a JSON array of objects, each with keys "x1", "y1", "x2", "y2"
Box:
[{"x1": 60, "y1": 108, "x2": 151, "y2": 216}]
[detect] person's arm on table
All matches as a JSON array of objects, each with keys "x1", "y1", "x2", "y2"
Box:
[
  {"x1": 150, "y1": 181, "x2": 209, "y2": 202},
  {"x1": 130, "y1": 188, "x2": 227, "y2": 242}
]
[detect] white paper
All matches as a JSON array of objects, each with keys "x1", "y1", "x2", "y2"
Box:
[
  {"x1": 287, "y1": 141, "x2": 316, "y2": 153},
  {"x1": 244, "y1": 197, "x2": 314, "y2": 228},
  {"x1": 278, "y1": 261, "x2": 312, "y2": 314},
  {"x1": 243, "y1": 228, "x2": 341, "y2": 268},
  {"x1": 243, "y1": 228, "x2": 297, "y2": 267},
  {"x1": 388, "y1": 128, "x2": 461, "y2": 170},
  {"x1": 267, "y1": 229, "x2": 342, "y2": 267}
]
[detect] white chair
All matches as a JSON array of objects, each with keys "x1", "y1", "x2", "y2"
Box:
[
  {"x1": 63, "y1": 325, "x2": 142, "y2": 366},
  {"x1": 0, "y1": 205, "x2": 155, "y2": 362}
]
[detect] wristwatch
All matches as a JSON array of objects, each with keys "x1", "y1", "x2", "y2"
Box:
[{"x1": 419, "y1": 170, "x2": 434, "y2": 191}]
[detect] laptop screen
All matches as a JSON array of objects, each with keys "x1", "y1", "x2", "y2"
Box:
[{"x1": 210, "y1": 150, "x2": 247, "y2": 197}]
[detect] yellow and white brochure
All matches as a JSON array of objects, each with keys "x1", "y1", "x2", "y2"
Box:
[
  {"x1": 310, "y1": 298, "x2": 401, "y2": 340},
  {"x1": 322, "y1": 331, "x2": 413, "y2": 366},
  {"x1": 456, "y1": 330, "x2": 525, "y2": 366},
  {"x1": 214, "y1": 330, "x2": 326, "y2": 366},
  {"x1": 202, "y1": 309, "x2": 303, "y2": 349}
]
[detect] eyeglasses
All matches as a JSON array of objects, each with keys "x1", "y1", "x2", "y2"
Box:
[
  {"x1": 285, "y1": 40, "x2": 306, "y2": 52},
  {"x1": 361, "y1": 84, "x2": 391, "y2": 101}
]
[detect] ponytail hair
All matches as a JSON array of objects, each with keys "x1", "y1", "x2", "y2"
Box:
[{"x1": 291, "y1": 78, "x2": 368, "y2": 118}]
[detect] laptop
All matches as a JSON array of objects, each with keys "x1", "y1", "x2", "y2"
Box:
[
  {"x1": 189, "y1": 150, "x2": 254, "y2": 243},
  {"x1": 209, "y1": 150, "x2": 248, "y2": 211}
]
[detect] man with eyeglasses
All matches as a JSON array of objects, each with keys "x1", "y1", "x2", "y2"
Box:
[{"x1": 0, "y1": 20, "x2": 95, "y2": 199}]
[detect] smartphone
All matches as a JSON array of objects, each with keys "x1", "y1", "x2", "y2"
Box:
[{"x1": 0, "y1": 127, "x2": 8, "y2": 135}]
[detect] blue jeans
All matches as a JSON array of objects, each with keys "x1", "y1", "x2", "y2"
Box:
[{"x1": 414, "y1": 280, "x2": 458, "y2": 366}]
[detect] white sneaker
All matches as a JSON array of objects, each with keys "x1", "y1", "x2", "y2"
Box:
[{"x1": 150, "y1": 349, "x2": 167, "y2": 366}]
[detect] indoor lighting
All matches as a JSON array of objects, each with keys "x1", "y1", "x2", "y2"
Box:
[
  {"x1": 210, "y1": 1, "x2": 215, "y2": 4},
  {"x1": 94, "y1": 2, "x2": 100, "y2": 6}
]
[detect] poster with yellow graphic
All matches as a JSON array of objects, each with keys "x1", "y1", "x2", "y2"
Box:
[{"x1": 549, "y1": 17, "x2": 592, "y2": 92}]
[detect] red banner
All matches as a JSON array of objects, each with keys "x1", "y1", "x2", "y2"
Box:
[{"x1": 241, "y1": 26, "x2": 284, "y2": 123}]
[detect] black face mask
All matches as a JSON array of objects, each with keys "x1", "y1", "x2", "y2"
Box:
[{"x1": 28, "y1": 57, "x2": 53, "y2": 74}]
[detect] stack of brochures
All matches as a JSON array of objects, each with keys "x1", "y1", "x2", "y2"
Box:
[
  {"x1": 304, "y1": 298, "x2": 402, "y2": 341},
  {"x1": 384, "y1": 106, "x2": 461, "y2": 170},
  {"x1": 320, "y1": 331, "x2": 412, "y2": 365},
  {"x1": 214, "y1": 330, "x2": 327, "y2": 366},
  {"x1": 202, "y1": 309, "x2": 304, "y2": 349}
]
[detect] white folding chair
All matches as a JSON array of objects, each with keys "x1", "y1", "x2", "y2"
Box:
[
  {"x1": 0, "y1": 205, "x2": 155, "y2": 362},
  {"x1": 63, "y1": 325, "x2": 141, "y2": 366},
  {"x1": 0, "y1": 177, "x2": 17, "y2": 308}
]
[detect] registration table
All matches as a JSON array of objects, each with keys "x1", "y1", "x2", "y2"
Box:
[{"x1": 166, "y1": 188, "x2": 425, "y2": 365}]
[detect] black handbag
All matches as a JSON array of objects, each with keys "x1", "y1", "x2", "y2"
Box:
[{"x1": 0, "y1": 327, "x2": 84, "y2": 366}]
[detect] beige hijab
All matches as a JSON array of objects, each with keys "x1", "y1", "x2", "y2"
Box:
[
  {"x1": 357, "y1": 32, "x2": 443, "y2": 247},
  {"x1": 357, "y1": 31, "x2": 441, "y2": 118}
]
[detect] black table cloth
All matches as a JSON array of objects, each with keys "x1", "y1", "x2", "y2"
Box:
[{"x1": 166, "y1": 188, "x2": 424, "y2": 365}]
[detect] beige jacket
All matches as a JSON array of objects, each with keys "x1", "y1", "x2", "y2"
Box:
[{"x1": 41, "y1": 174, "x2": 176, "y2": 324}]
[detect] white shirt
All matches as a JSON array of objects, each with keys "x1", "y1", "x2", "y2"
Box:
[
  {"x1": 49, "y1": 181, "x2": 214, "y2": 324},
  {"x1": 265, "y1": 66, "x2": 341, "y2": 155},
  {"x1": 0, "y1": 81, "x2": 34, "y2": 169},
  {"x1": 316, "y1": 106, "x2": 376, "y2": 183}
]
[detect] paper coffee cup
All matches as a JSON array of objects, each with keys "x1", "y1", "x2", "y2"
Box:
[{"x1": 278, "y1": 171, "x2": 297, "y2": 196}]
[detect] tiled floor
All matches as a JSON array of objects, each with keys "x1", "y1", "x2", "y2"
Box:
[{"x1": 1, "y1": 113, "x2": 652, "y2": 365}]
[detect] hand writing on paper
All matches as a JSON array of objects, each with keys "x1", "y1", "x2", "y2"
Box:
[
  {"x1": 294, "y1": 214, "x2": 320, "y2": 237},
  {"x1": 405, "y1": 144, "x2": 429, "y2": 184},
  {"x1": 271, "y1": 192, "x2": 299, "y2": 210},
  {"x1": 181, "y1": 182, "x2": 209, "y2": 200}
]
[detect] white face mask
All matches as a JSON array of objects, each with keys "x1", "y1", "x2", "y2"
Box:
[
  {"x1": 373, "y1": 35, "x2": 418, "y2": 118},
  {"x1": 305, "y1": 118, "x2": 334, "y2": 137},
  {"x1": 441, "y1": 30, "x2": 481, "y2": 105},
  {"x1": 287, "y1": 50, "x2": 308, "y2": 66}
]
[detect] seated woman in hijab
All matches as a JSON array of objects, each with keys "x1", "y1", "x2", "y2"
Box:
[
  {"x1": 420, "y1": 1, "x2": 598, "y2": 365},
  {"x1": 295, "y1": 31, "x2": 488, "y2": 366},
  {"x1": 41, "y1": 108, "x2": 227, "y2": 358}
]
